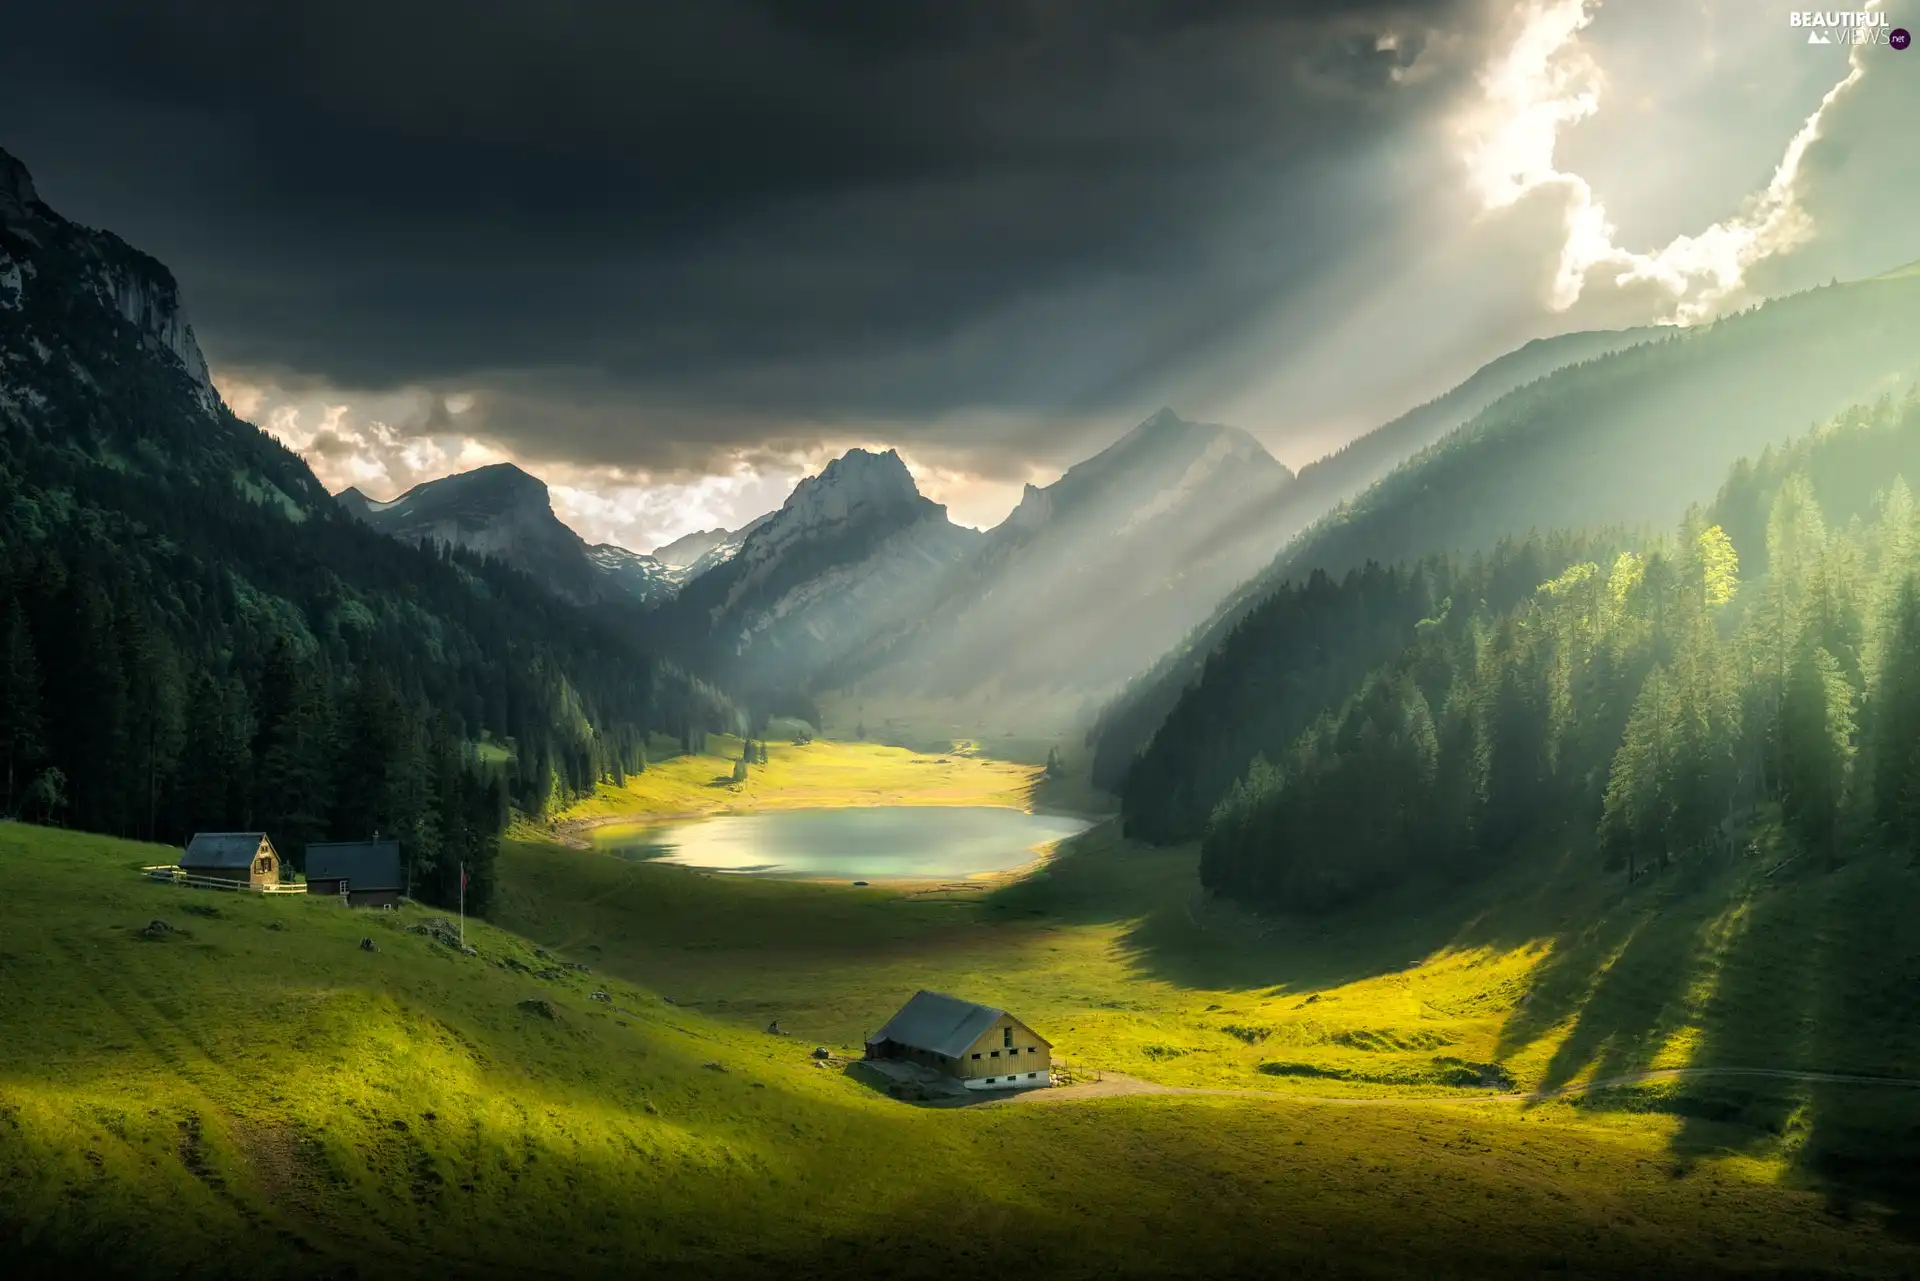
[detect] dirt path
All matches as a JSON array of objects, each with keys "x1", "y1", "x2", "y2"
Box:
[{"x1": 988, "y1": 1066, "x2": 1920, "y2": 1109}]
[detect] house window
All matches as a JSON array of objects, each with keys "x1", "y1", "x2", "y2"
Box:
[
  {"x1": 1003, "y1": 1027, "x2": 1013, "y2": 1048},
  {"x1": 990, "y1": 1050, "x2": 999, "y2": 1058},
  {"x1": 986, "y1": 1077, "x2": 996, "y2": 1084},
  {"x1": 971, "y1": 1053, "x2": 981, "y2": 1061},
  {"x1": 1028, "y1": 1072, "x2": 1037, "y2": 1079}
]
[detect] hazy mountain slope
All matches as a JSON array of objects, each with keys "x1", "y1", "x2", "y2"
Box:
[
  {"x1": 337, "y1": 463, "x2": 612, "y2": 604},
  {"x1": 1092, "y1": 270, "x2": 1920, "y2": 816},
  {"x1": 821, "y1": 334, "x2": 1650, "y2": 711},
  {"x1": 661, "y1": 449, "x2": 981, "y2": 692},
  {"x1": 1272, "y1": 326, "x2": 1659, "y2": 531},
  {"x1": 653, "y1": 524, "x2": 736, "y2": 566},
  {"x1": 823, "y1": 409, "x2": 1294, "y2": 701},
  {"x1": 677, "y1": 511, "x2": 776, "y2": 583}
]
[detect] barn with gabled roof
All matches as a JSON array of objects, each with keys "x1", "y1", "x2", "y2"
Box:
[
  {"x1": 305, "y1": 839, "x2": 404, "y2": 907},
  {"x1": 865, "y1": 990, "x2": 1052, "y2": 1090},
  {"x1": 181, "y1": 832, "x2": 281, "y2": 888}
]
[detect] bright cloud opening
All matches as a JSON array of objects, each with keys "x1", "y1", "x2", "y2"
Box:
[{"x1": 1461, "y1": 0, "x2": 1880, "y2": 323}]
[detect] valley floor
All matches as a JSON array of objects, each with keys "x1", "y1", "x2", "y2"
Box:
[{"x1": 6, "y1": 738, "x2": 1920, "y2": 1278}]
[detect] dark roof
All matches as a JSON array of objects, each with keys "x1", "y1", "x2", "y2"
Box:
[
  {"x1": 306, "y1": 839, "x2": 403, "y2": 891},
  {"x1": 182, "y1": 832, "x2": 272, "y2": 869},
  {"x1": 870, "y1": 990, "x2": 1042, "y2": 1058}
]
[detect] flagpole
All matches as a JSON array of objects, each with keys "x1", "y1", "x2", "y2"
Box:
[{"x1": 459, "y1": 861, "x2": 465, "y2": 946}]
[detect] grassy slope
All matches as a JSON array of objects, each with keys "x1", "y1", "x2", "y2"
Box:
[
  {"x1": 11, "y1": 731, "x2": 1920, "y2": 1279},
  {"x1": 498, "y1": 806, "x2": 1920, "y2": 1244},
  {"x1": 497, "y1": 822, "x2": 1920, "y2": 1095}
]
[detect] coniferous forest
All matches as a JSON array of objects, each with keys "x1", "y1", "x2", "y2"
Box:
[
  {"x1": 1125, "y1": 394, "x2": 1920, "y2": 914},
  {"x1": 0, "y1": 170, "x2": 736, "y2": 912}
]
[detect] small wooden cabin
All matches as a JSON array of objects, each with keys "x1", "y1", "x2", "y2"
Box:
[
  {"x1": 181, "y1": 832, "x2": 281, "y2": 888},
  {"x1": 866, "y1": 990, "x2": 1053, "y2": 1091},
  {"x1": 305, "y1": 839, "x2": 403, "y2": 908}
]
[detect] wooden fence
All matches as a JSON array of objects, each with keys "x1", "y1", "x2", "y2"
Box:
[{"x1": 142, "y1": 866, "x2": 309, "y2": 895}]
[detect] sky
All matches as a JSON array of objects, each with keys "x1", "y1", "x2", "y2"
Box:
[{"x1": 2, "y1": 0, "x2": 1915, "y2": 552}]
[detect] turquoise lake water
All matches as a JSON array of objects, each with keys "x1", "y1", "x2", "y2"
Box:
[{"x1": 587, "y1": 806, "x2": 1094, "y2": 880}]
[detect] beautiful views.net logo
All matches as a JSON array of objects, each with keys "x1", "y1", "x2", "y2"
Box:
[{"x1": 1788, "y1": 11, "x2": 1909, "y2": 46}]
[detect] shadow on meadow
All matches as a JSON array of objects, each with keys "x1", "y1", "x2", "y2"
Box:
[
  {"x1": 1718, "y1": 853, "x2": 1920, "y2": 1233},
  {"x1": 990, "y1": 825, "x2": 1608, "y2": 999},
  {"x1": 1490, "y1": 843, "x2": 1920, "y2": 1235},
  {"x1": 1016, "y1": 822, "x2": 1920, "y2": 1229}
]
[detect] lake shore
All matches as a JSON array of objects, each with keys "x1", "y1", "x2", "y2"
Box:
[{"x1": 534, "y1": 733, "x2": 1111, "y2": 850}]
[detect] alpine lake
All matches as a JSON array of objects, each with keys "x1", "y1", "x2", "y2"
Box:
[{"x1": 587, "y1": 805, "x2": 1094, "y2": 881}]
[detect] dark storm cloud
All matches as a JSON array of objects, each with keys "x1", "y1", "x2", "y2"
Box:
[{"x1": 0, "y1": 0, "x2": 1487, "y2": 470}]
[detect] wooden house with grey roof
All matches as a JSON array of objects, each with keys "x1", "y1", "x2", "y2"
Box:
[
  {"x1": 865, "y1": 990, "x2": 1052, "y2": 1090},
  {"x1": 305, "y1": 839, "x2": 404, "y2": 907},
  {"x1": 180, "y1": 832, "x2": 282, "y2": 888}
]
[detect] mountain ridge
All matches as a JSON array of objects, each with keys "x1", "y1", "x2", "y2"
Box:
[
  {"x1": 815, "y1": 408, "x2": 1297, "y2": 702},
  {"x1": 1093, "y1": 267, "x2": 1920, "y2": 827},
  {"x1": 336, "y1": 462, "x2": 616, "y2": 604},
  {"x1": 657, "y1": 447, "x2": 983, "y2": 692}
]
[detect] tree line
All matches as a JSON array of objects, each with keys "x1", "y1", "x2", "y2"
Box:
[
  {"x1": 0, "y1": 532, "x2": 733, "y2": 914},
  {"x1": 1194, "y1": 394, "x2": 1920, "y2": 912}
]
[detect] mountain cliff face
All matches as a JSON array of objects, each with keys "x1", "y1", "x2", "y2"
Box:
[
  {"x1": 822, "y1": 408, "x2": 1295, "y2": 701},
  {"x1": 2, "y1": 147, "x2": 224, "y2": 424},
  {"x1": 662, "y1": 448, "x2": 981, "y2": 690},
  {"x1": 1, "y1": 147, "x2": 319, "y2": 527}
]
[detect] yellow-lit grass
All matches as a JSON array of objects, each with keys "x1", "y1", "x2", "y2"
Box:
[
  {"x1": 498, "y1": 815, "x2": 1920, "y2": 1115},
  {"x1": 9, "y1": 818, "x2": 1920, "y2": 1277},
  {"x1": 540, "y1": 734, "x2": 1049, "y2": 837},
  {"x1": 498, "y1": 826, "x2": 1559, "y2": 1093}
]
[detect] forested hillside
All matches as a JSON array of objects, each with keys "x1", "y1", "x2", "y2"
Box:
[
  {"x1": 0, "y1": 146, "x2": 731, "y2": 910},
  {"x1": 1164, "y1": 393, "x2": 1920, "y2": 913},
  {"x1": 1091, "y1": 273, "x2": 1920, "y2": 795}
]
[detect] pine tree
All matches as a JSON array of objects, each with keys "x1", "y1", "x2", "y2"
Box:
[
  {"x1": 1868, "y1": 577, "x2": 1920, "y2": 853},
  {"x1": 178, "y1": 670, "x2": 252, "y2": 834},
  {"x1": 50, "y1": 579, "x2": 131, "y2": 834},
  {"x1": 1779, "y1": 644, "x2": 1855, "y2": 868},
  {"x1": 0, "y1": 604, "x2": 46, "y2": 817},
  {"x1": 254, "y1": 650, "x2": 336, "y2": 865},
  {"x1": 1602, "y1": 664, "x2": 1674, "y2": 880}
]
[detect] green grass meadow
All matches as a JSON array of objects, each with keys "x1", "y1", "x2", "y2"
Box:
[{"x1": 7, "y1": 745, "x2": 1920, "y2": 1277}]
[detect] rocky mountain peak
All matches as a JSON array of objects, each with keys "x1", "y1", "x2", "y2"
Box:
[
  {"x1": 779, "y1": 447, "x2": 927, "y2": 528},
  {"x1": 454, "y1": 461, "x2": 549, "y2": 502},
  {"x1": 1004, "y1": 481, "x2": 1054, "y2": 532},
  {"x1": 335, "y1": 486, "x2": 377, "y2": 520}
]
